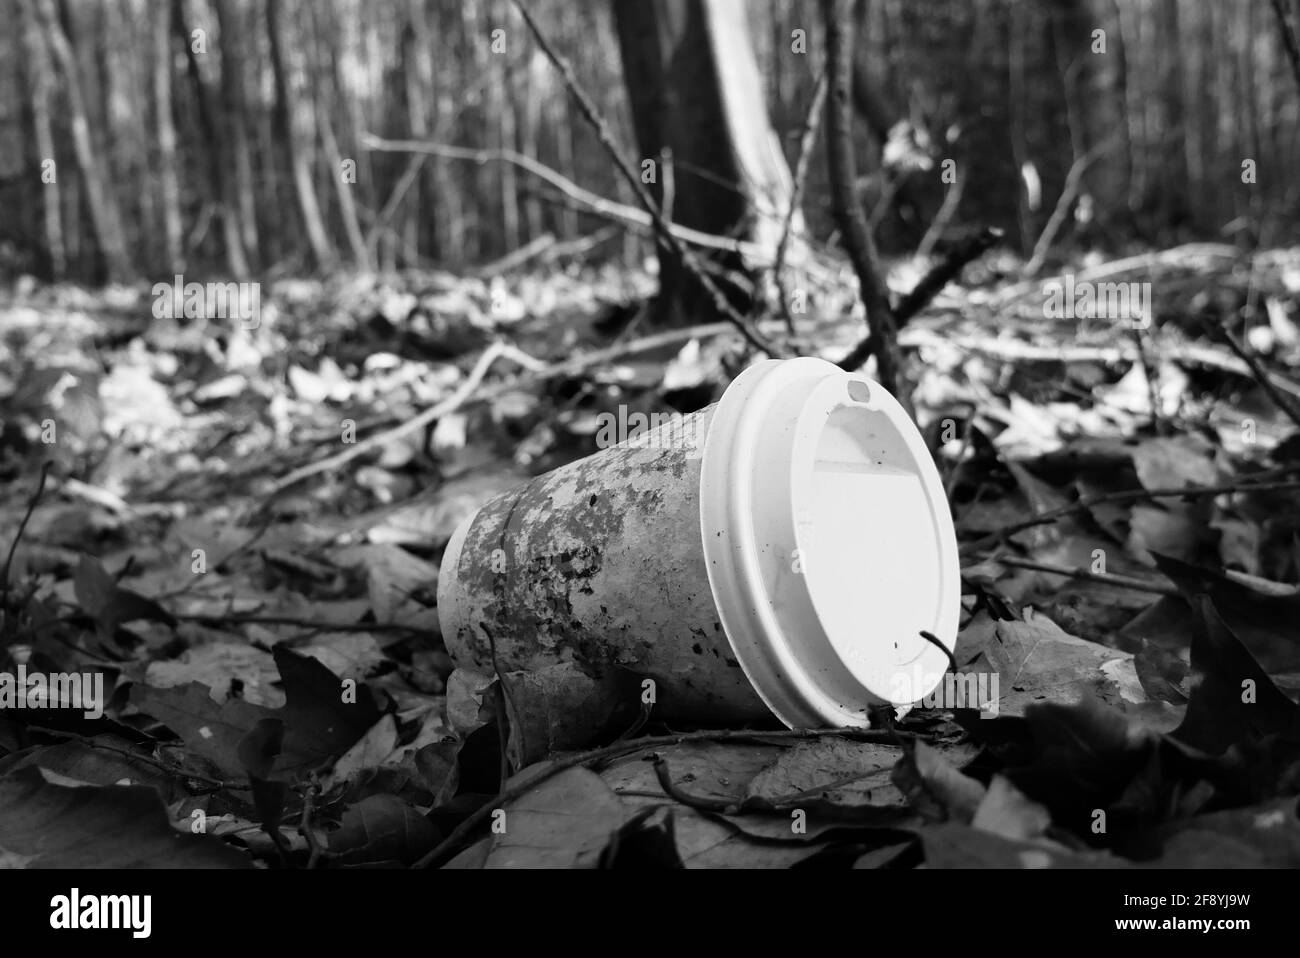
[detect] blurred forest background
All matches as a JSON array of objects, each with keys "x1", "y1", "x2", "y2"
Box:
[{"x1": 2, "y1": 0, "x2": 1297, "y2": 285}]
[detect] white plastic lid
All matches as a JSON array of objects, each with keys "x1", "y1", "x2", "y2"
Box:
[{"x1": 699, "y1": 357, "x2": 959, "y2": 728}]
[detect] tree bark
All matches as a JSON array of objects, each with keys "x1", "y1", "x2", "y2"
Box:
[
  {"x1": 266, "y1": 0, "x2": 335, "y2": 269},
  {"x1": 18, "y1": 0, "x2": 65, "y2": 279},
  {"x1": 1049, "y1": 0, "x2": 1132, "y2": 239},
  {"x1": 174, "y1": 0, "x2": 249, "y2": 278},
  {"x1": 213, "y1": 0, "x2": 260, "y2": 264},
  {"x1": 612, "y1": 0, "x2": 799, "y2": 325},
  {"x1": 34, "y1": 0, "x2": 132, "y2": 281},
  {"x1": 152, "y1": 0, "x2": 184, "y2": 272}
]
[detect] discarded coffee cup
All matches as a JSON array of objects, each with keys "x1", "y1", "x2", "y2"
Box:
[{"x1": 437, "y1": 357, "x2": 959, "y2": 727}]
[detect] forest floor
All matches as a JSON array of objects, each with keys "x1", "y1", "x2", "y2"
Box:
[{"x1": 3, "y1": 242, "x2": 1300, "y2": 868}]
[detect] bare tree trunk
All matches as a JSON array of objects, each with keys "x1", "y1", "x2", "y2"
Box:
[
  {"x1": 174, "y1": 0, "x2": 249, "y2": 277},
  {"x1": 213, "y1": 0, "x2": 260, "y2": 265},
  {"x1": 266, "y1": 0, "x2": 335, "y2": 269},
  {"x1": 612, "y1": 0, "x2": 799, "y2": 325},
  {"x1": 493, "y1": 0, "x2": 520, "y2": 251},
  {"x1": 406, "y1": 0, "x2": 439, "y2": 259},
  {"x1": 34, "y1": 0, "x2": 132, "y2": 281},
  {"x1": 1049, "y1": 0, "x2": 1132, "y2": 240},
  {"x1": 152, "y1": 0, "x2": 184, "y2": 272},
  {"x1": 18, "y1": 0, "x2": 65, "y2": 279},
  {"x1": 319, "y1": 109, "x2": 370, "y2": 268}
]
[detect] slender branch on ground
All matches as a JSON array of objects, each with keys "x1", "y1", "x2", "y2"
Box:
[
  {"x1": 651, "y1": 754, "x2": 737, "y2": 812},
  {"x1": 31, "y1": 726, "x2": 249, "y2": 792},
  {"x1": 508, "y1": 0, "x2": 779, "y2": 357},
  {"x1": 960, "y1": 474, "x2": 1300, "y2": 555},
  {"x1": 171, "y1": 613, "x2": 426, "y2": 635},
  {"x1": 822, "y1": 0, "x2": 904, "y2": 399},
  {"x1": 1198, "y1": 315, "x2": 1300, "y2": 434},
  {"x1": 263, "y1": 314, "x2": 794, "y2": 495},
  {"x1": 901, "y1": 325, "x2": 1300, "y2": 399},
  {"x1": 269, "y1": 341, "x2": 516, "y2": 494},
  {"x1": 775, "y1": 72, "x2": 828, "y2": 335},
  {"x1": 411, "y1": 725, "x2": 914, "y2": 868},
  {"x1": 837, "y1": 227, "x2": 1001, "y2": 371},
  {"x1": 1, "y1": 461, "x2": 51, "y2": 626},
  {"x1": 986, "y1": 555, "x2": 1178, "y2": 596}
]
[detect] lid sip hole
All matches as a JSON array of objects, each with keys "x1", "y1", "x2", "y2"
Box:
[{"x1": 846, "y1": 380, "x2": 872, "y2": 404}]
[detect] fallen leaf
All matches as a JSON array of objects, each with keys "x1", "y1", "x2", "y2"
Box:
[
  {"x1": 0, "y1": 766, "x2": 249, "y2": 867},
  {"x1": 482, "y1": 766, "x2": 626, "y2": 868},
  {"x1": 131, "y1": 645, "x2": 380, "y2": 779},
  {"x1": 330, "y1": 793, "x2": 438, "y2": 866}
]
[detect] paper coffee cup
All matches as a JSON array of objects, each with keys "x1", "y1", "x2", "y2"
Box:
[{"x1": 437, "y1": 357, "x2": 959, "y2": 727}]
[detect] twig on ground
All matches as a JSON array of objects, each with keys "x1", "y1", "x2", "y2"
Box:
[
  {"x1": 1198, "y1": 315, "x2": 1300, "y2": 434},
  {"x1": 32, "y1": 726, "x2": 248, "y2": 792},
  {"x1": 263, "y1": 314, "x2": 793, "y2": 495},
  {"x1": 650, "y1": 754, "x2": 736, "y2": 812},
  {"x1": 990, "y1": 243, "x2": 1241, "y2": 309},
  {"x1": 261, "y1": 314, "x2": 807, "y2": 497},
  {"x1": 837, "y1": 227, "x2": 1001, "y2": 372},
  {"x1": 900, "y1": 326, "x2": 1300, "y2": 400},
  {"x1": 960, "y1": 474, "x2": 1300, "y2": 555},
  {"x1": 1, "y1": 462, "x2": 51, "y2": 629},
  {"x1": 986, "y1": 555, "x2": 1178, "y2": 596},
  {"x1": 411, "y1": 725, "x2": 913, "y2": 868},
  {"x1": 171, "y1": 612, "x2": 425, "y2": 635},
  {"x1": 269, "y1": 341, "x2": 518, "y2": 494},
  {"x1": 508, "y1": 0, "x2": 778, "y2": 357},
  {"x1": 822, "y1": 0, "x2": 904, "y2": 399},
  {"x1": 775, "y1": 72, "x2": 828, "y2": 335}
]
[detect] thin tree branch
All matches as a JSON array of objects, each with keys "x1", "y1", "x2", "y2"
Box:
[
  {"x1": 775, "y1": 72, "x2": 828, "y2": 335},
  {"x1": 1198, "y1": 315, "x2": 1300, "y2": 434},
  {"x1": 988, "y1": 555, "x2": 1178, "y2": 596},
  {"x1": 361, "y1": 135, "x2": 792, "y2": 267},
  {"x1": 960, "y1": 475, "x2": 1300, "y2": 555},
  {"x1": 1022, "y1": 139, "x2": 1111, "y2": 277},
  {"x1": 837, "y1": 227, "x2": 1001, "y2": 371},
  {"x1": 508, "y1": 0, "x2": 780, "y2": 357},
  {"x1": 412, "y1": 725, "x2": 912, "y2": 868},
  {"x1": 822, "y1": 0, "x2": 904, "y2": 397}
]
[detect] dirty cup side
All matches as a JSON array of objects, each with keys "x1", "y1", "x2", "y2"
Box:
[{"x1": 437, "y1": 403, "x2": 772, "y2": 723}]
